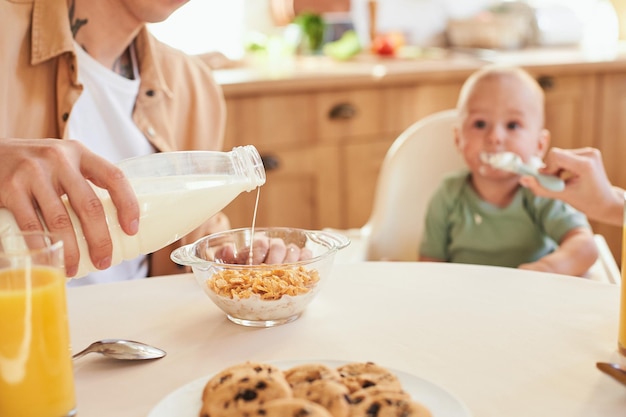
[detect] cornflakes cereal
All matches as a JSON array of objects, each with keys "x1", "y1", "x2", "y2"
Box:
[{"x1": 207, "y1": 266, "x2": 320, "y2": 301}]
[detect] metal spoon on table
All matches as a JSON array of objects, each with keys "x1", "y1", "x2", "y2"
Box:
[
  {"x1": 73, "y1": 339, "x2": 166, "y2": 361},
  {"x1": 596, "y1": 362, "x2": 626, "y2": 387}
]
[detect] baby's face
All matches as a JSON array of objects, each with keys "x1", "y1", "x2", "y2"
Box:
[{"x1": 455, "y1": 74, "x2": 547, "y2": 180}]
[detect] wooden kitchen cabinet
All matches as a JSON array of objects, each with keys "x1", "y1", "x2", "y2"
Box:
[
  {"x1": 224, "y1": 144, "x2": 342, "y2": 229},
  {"x1": 341, "y1": 81, "x2": 463, "y2": 227},
  {"x1": 221, "y1": 93, "x2": 340, "y2": 229},
  {"x1": 529, "y1": 72, "x2": 597, "y2": 150},
  {"x1": 222, "y1": 81, "x2": 464, "y2": 230},
  {"x1": 318, "y1": 85, "x2": 423, "y2": 227},
  {"x1": 594, "y1": 72, "x2": 626, "y2": 262},
  {"x1": 221, "y1": 85, "x2": 411, "y2": 230},
  {"x1": 411, "y1": 82, "x2": 464, "y2": 117}
]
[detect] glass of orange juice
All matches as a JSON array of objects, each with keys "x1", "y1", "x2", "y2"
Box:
[{"x1": 0, "y1": 232, "x2": 76, "y2": 417}]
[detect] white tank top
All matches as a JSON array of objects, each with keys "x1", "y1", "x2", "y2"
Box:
[{"x1": 67, "y1": 43, "x2": 154, "y2": 286}]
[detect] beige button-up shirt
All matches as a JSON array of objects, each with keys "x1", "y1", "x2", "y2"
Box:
[{"x1": 1, "y1": 0, "x2": 228, "y2": 276}]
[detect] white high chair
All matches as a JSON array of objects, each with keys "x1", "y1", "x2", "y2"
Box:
[{"x1": 331, "y1": 109, "x2": 621, "y2": 285}]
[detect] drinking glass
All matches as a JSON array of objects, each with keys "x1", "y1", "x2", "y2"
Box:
[{"x1": 0, "y1": 232, "x2": 76, "y2": 417}]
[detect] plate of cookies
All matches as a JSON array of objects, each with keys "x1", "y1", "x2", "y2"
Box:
[{"x1": 148, "y1": 360, "x2": 472, "y2": 417}]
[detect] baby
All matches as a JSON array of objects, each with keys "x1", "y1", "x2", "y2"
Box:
[{"x1": 419, "y1": 65, "x2": 598, "y2": 276}]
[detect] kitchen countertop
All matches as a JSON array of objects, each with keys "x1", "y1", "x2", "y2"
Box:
[{"x1": 213, "y1": 43, "x2": 626, "y2": 96}]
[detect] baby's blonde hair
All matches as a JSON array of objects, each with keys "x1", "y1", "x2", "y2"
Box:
[{"x1": 456, "y1": 65, "x2": 545, "y2": 126}]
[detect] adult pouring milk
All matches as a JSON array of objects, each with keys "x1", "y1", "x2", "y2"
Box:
[
  {"x1": 1, "y1": 0, "x2": 237, "y2": 286},
  {"x1": 0, "y1": 145, "x2": 266, "y2": 279}
]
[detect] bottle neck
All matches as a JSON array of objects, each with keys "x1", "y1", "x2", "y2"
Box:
[{"x1": 231, "y1": 145, "x2": 266, "y2": 191}]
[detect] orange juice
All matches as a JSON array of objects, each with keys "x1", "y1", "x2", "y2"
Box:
[{"x1": 0, "y1": 266, "x2": 76, "y2": 417}]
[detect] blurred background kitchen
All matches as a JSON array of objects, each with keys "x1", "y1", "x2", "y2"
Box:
[
  {"x1": 148, "y1": 0, "x2": 626, "y2": 266},
  {"x1": 149, "y1": 0, "x2": 626, "y2": 60}
]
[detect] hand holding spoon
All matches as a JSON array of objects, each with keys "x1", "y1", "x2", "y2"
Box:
[
  {"x1": 73, "y1": 339, "x2": 166, "y2": 361},
  {"x1": 480, "y1": 152, "x2": 565, "y2": 192}
]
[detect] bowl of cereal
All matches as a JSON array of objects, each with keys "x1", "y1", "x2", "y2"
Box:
[{"x1": 170, "y1": 227, "x2": 350, "y2": 327}]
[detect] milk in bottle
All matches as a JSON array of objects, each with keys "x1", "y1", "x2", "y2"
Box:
[{"x1": 0, "y1": 146, "x2": 266, "y2": 278}]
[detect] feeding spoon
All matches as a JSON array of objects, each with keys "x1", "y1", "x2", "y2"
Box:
[{"x1": 480, "y1": 151, "x2": 565, "y2": 192}]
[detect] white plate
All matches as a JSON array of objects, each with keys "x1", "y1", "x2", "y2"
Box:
[{"x1": 148, "y1": 359, "x2": 472, "y2": 417}]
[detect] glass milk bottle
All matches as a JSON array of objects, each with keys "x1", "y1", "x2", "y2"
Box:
[{"x1": 0, "y1": 145, "x2": 266, "y2": 278}]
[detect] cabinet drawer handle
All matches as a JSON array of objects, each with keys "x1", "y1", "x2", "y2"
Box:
[
  {"x1": 329, "y1": 102, "x2": 357, "y2": 120},
  {"x1": 537, "y1": 75, "x2": 555, "y2": 91},
  {"x1": 260, "y1": 154, "x2": 280, "y2": 172}
]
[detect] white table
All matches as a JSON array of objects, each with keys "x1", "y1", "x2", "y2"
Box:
[{"x1": 67, "y1": 262, "x2": 626, "y2": 417}]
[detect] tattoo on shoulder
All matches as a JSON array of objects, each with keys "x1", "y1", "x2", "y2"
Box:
[{"x1": 68, "y1": 0, "x2": 88, "y2": 37}]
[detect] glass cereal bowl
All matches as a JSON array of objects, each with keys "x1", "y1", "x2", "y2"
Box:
[{"x1": 170, "y1": 227, "x2": 350, "y2": 327}]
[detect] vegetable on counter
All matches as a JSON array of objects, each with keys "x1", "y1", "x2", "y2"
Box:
[
  {"x1": 323, "y1": 30, "x2": 361, "y2": 61},
  {"x1": 371, "y1": 32, "x2": 405, "y2": 57},
  {"x1": 294, "y1": 12, "x2": 326, "y2": 54}
]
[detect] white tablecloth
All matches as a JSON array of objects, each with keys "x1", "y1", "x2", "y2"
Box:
[{"x1": 67, "y1": 262, "x2": 625, "y2": 417}]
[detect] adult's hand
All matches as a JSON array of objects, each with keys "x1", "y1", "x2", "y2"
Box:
[
  {"x1": 0, "y1": 138, "x2": 140, "y2": 276},
  {"x1": 519, "y1": 147, "x2": 624, "y2": 226}
]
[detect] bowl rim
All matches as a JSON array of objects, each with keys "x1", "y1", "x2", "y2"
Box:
[{"x1": 171, "y1": 226, "x2": 350, "y2": 268}]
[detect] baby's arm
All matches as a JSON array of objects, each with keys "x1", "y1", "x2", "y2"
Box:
[{"x1": 518, "y1": 227, "x2": 598, "y2": 277}]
